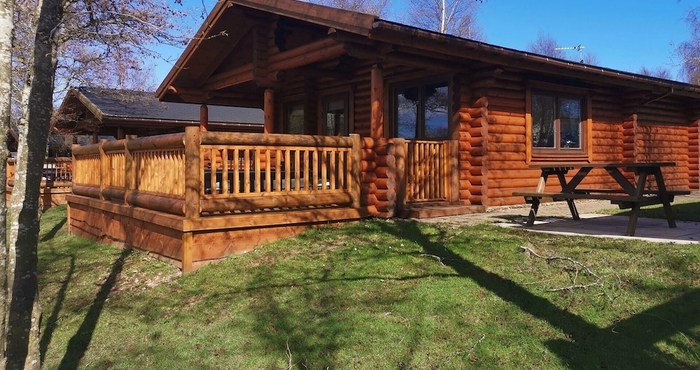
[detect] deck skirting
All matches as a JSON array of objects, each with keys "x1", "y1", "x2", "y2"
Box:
[{"x1": 67, "y1": 194, "x2": 368, "y2": 272}]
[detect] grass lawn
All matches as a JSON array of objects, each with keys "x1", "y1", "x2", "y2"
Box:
[{"x1": 38, "y1": 205, "x2": 699, "y2": 369}]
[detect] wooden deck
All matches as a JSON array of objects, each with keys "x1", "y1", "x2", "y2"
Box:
[
  {"x1": 68, "y1": 127, "x2": 366, "y2": 272},
  {"x1": 6, "y1": 157, "x2": 73, "y2": 209}
]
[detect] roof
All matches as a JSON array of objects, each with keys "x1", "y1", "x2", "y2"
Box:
[
  {"x1": 156, "y1": 0, "x2": 700, "y2": 105},
  {"x1": 60, "y1": 87, "x2": 264, "y2": 125}
]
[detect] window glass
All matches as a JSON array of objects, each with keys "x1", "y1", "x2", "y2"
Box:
[
  {"x1": 532, "y1": 94, "x2": 556, "y2": 148},
  {"x1": 396, "y1": 87, "x2": 419, "y2": 139},
  {"x1": 531, "y1": 92, "x2": 584, "y2": 153},
  {"x1": 423, "y1": 83, "x2": 449, "y2": 139},
  {"x1": 394, "y1": 81, "x2": 448, "y2": 140},
  {"x1": 559, "y1": 98, "x2": 581, "y2": 149},
  {"x1": 286, "y1": 104, "x2": 304, "y2": 134},
  {"x1": 323, "y1": 95, "x2": 348, "y2": 136}
]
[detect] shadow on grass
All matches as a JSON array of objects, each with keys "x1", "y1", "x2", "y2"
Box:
[
  {"x1": 376, "y1": 220, "x2": 700, "y2": 369},
  {"x1": 40, "y1": 254, "x2": 75, "y2": 363},
  {"x1": 40, "y1": 217, "x2": 66, "y2": 242},
  {"x1": 57, "y1": 249, "x2": 132, "y2": 370}
]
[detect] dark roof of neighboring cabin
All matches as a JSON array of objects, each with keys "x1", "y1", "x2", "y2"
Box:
[
  {"x1": 62, "y1": 87, "x2": 264, "y2": 124},
  {"x1": 156, "y1": 0, "x2": 700, "y2": 104}
]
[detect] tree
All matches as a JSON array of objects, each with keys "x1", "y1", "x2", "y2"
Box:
[
  {"x1": 0, "y1": 0, "x2": 12, "y2": 365},
  {"x1": 407, "y1": 0, "x2": 485, "y2": 40},
  {"x1": 679, "y1": 6, "x2": 700, "y2": 84},
  {"x1": 308, "y1": 0, "x2": 390, "y2": 17},
  {"x1": 638, "y1": 66, "x2": 673, "y2": 80},
  {"x1": 527, "y1": 31, "x2": 566, "y2": 59},
  {"x1": 3, "y1": 0, "x2": 189, "y2": 366}
]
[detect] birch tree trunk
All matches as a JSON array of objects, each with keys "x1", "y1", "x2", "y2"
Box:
[
  {"x1": 0, "y1": 0, "x2": 13, "y2": 365},
  {"x1": 6, "y1": 0, "x2": 63, "y2": 367}
]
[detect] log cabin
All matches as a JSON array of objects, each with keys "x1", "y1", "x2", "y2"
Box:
[
  {"x1": 54, "y1": 86, "x2": 264, "y2": 140},
  {"x1": 67, "y1": 0, "x2": 700, "y2": 272}
]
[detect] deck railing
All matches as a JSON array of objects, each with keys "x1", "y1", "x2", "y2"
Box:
[
  {"x1": 72, "y1": 127, "x2": 362, "y2": 217},
  {"x1": 7, "y1": 157, "x2": 73, "y2": 186},
  {"x1": 398, "y1": 139, "x2": 455, "y2": 203}
]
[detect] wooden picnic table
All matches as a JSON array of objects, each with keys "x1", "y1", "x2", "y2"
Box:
[{"x1": 512, "y1": 162, "x2": 690, "y2": 236}]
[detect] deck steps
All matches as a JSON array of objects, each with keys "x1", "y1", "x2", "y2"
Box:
[{"x1": 398, "y1": 203, "x2": 486, "y2": 219}]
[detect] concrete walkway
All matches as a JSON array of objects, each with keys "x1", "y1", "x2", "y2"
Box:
[
  {"x1": 501, "y1": 193, "x2": 700, "y2": 244},
  {"x1": 500, "y1": 214, "x2": 700, "y2": 244}
]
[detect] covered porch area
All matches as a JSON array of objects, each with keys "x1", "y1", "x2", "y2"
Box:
[{"x1": 68, "y1": 127, "x2": 367, "y2": 272}]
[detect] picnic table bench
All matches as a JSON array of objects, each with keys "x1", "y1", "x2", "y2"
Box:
[{"x1": 512, "y1": 162, "x2": 690, "y2": 236}]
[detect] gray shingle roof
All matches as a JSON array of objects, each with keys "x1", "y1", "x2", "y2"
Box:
[{"x1": 76, "y1": 87, "x2": 264, "y2": 124}]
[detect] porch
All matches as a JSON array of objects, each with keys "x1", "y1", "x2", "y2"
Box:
[{"x1": 67, "y1": 127, "x2": 473, "y2": 272}]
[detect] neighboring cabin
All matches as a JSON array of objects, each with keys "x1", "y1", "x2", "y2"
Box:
[{"x1": 54, "y1": 86, "x2": 264, "y2": 140}]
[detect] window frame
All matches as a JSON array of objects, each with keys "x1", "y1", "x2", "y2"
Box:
[
  {"x1": 526, "y1": 83, "x2": 592, "y2": 163},
  {"x1": 391, "y1": 77, "x2": 451, "y2": 141}
]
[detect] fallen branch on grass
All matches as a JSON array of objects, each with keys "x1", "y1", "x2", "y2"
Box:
[
  {"x1": 519, "y1": 244, "x2": 622, "y2": 303},
  {"x1": 420, "y1": 253, "x2": 446, "y2": 266}
]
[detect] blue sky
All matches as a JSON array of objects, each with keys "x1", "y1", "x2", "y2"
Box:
[{"x1": 150, "y1": 0, "x2": 698, "y2": 84}]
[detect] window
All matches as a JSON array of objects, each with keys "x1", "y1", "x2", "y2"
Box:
[
  {"x1": 531, "y1": 91, "x2": 586, "y2": 156},
  {"x1": 285, "y1": 103, "x2": 304, "y2": 134},
  {"x1": 322, "y1": 94, "x2": 348, "y2": 136},
  {"x1": 394, "y1": 80, "x2": 449, "y2": 140}
]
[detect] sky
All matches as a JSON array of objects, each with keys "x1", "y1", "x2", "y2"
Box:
[{"x1": 150, "y1": 0, "x2": 698, "y2": 85}]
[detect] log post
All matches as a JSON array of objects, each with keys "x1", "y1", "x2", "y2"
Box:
[
  {"x1": 184, "y1": 126, "x2": 201, "y2": 219},
  {"x1": 199, "y1": 104, "x2": 209, "y2": 132},
  {"x1": 393, "y1": 138, "x2": 406, "y2": 209},
  {"x1": 264, "y1": 89, "x2": 274, "y2": 134},
  {"x1": 449, "y1": 139, "x2": 460, "y2": 202},
  {"x1": 370, "y1": 64, "x2": 384, "y2": 140},
  {"x1": 98, "y1": 139, "x2": 107, "y2": 200},
  {"x1": 124, "y1": 135, "x2": 137, "y2": 205},
  {"x1": 350, "y1": 134, "x2": 362, "y2": 209},
  {"x1": 182, "y1": 232, "x2": 194, "y2": 274}
]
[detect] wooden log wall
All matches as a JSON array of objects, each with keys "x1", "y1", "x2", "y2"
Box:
[
  {"x1": 635, "y1": 124, "x2": 690, "y2": 190},
  {"x1": 371, "y1": 138, "x2": 396, "y2": 217},
  {"x1": 360, "y1": 136, "x2": 379, "y2": 215},
  {"x1": 467, "y1": 72, "x2": 530, "y2": 206},
  {"x1": 690, "y1": 121, "x2": 699, "y2": 190}
]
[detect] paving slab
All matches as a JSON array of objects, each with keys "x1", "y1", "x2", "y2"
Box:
[{"x1": 499, "y1": 214, "x2": 700, "y2": 244}]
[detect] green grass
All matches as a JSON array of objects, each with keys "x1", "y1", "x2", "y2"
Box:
[
  {"x1": 38, "y1": 205, "x2": 700, "y2": 369},
  {"x1": 598, "y1": 200, "x2": 700, "y2": 222}
]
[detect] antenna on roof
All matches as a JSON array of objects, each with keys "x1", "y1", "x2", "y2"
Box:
[{"x1": 555, "y1": 44, "x2": 585, "y2": 63}]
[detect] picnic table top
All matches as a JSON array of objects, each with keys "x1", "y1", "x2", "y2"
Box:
[{"x1": 528, "y1": 162, "x2": 676, "y2": 169}]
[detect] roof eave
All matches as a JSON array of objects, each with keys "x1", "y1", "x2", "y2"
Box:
[
  {"x1": 156, "y1": 0, "x2": 232, "y2": 100},
  {"x1": 370, "y1": 21, "x2": 700, "y2": 97}
]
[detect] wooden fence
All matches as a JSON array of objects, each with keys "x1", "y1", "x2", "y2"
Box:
[
  {"x1": 396, "y1": 139, "x2": 456, "y2": 203},
  {"x1": 7, "y1": 157, "x2": 73, "y2": 186},
  {"x1": 72, "y1": 127, "x2": 362, "y2": 217}
]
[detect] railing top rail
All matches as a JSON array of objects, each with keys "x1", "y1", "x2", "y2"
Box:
[
  {"x1": 201, "y1": 132, "x2": 357, "y2": 148},
  {"x1": 127, "y1": 132, "x2": 185, "y2": 151},
  {"x1": 7, "y1": 157, "x2": 72, "y2": 164}
]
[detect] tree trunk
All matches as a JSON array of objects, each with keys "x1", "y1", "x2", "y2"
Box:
[
  {"x1": 0, "y1": 0, "x2": 13, "y2": 365},
  {"x1": 6, "y1": 0, "x2": 62, "y2": 367}
]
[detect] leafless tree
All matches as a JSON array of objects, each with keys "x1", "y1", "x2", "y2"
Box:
[
  {"x1": 3, "y1": 0, "x2": 189, "y2": 366},
  {"x1": 582, "y1": 52, "x2": 600, "y2": 66},
  {"x1": 307, "y1": 0, "x2": 390, "y2": 17},
  {"x1": 678, "y1": 6, "x2": 700, "y2": 84},
  {"x1": 638, "y1": 66, "x2": 674, "y2": 80},
  {"x1": 0, "y1": 0, "x2": 12, "y2": 365},
  {"x1": 527, "y1": 31, "x2": 565, "y2": 59},
  {"x1": 406, "y1": 0, "x2": 485, "y2": 40}
]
